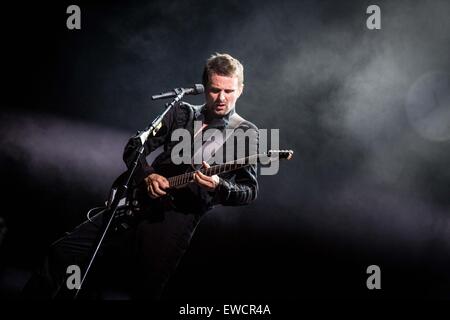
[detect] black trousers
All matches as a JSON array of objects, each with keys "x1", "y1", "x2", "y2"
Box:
[{"x1": 22, "y1": 208, "x2": 201, "y2": 299}]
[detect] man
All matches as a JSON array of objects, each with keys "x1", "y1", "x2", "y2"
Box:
[{"x1": 23, "y1": 53, "x2": 258, "y2": 299}]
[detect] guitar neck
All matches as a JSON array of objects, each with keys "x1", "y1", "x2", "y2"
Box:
[{"x1": 167, "y1": 154, "x2": 259, "y2": 188}]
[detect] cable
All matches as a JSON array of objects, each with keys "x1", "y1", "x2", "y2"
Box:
[{"x1": 86, "y1": 206, "x2": 106, "y2": 222}]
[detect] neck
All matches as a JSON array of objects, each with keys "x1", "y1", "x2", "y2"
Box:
[{"x1": 203, "y1": 106, "x2": 235, "y2": 124}]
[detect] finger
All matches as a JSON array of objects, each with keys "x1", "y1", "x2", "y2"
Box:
[
  {"x1": 157, "y1": 177, "x2": 170, "y2": 189},
  {"x1": 196, "y1": 170, "x2": 210, "y2": 180},
  {"x1": 196, "y1": 172, "x2": 212, "y2": 186},
  {"x1": 163, "y1": 178, "x2": 170, "y2": 189},
  {"x1": 193, "y1": 172, "x2": 206, "y2": 185},
  {"x1": 199, "y1": 171, "x2": 219, "y2": 189},
  {"x1": 152, "y1": 181, "x2": 167, "y2": 196},
  {"x1": 202, "y1": 161, "x2": 211, "y2": 169},
  {"x1": 148, "y1": 182, "x2": 158, "y2": 199},
  {"x1": 194, "y1": 172, "x2": 214, "y2": 189},
  {"x1": 193, "y1": 173, "x2": 203, "y2": 184}
]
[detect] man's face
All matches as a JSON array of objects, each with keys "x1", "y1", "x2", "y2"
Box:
[{"x1": 205, "y1": 73, "x2": 243, "y2": 117}]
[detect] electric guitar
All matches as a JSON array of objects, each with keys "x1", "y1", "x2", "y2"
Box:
[{"x1": 96, "y1": 149, "x2": 293, "y2": 230}]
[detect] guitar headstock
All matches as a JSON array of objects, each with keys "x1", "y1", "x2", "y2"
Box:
[{"x1": 267, "y1": 149, "x2": 294, "y2": 160}]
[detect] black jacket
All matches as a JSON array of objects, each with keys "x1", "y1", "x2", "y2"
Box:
[{"x1": 123, "y1": 102, "x2": 258, "y2": 215}]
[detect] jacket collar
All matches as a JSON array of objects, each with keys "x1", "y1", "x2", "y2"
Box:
[{"x1": 195, "y1": 104, "x2": 235, "y2": 129}]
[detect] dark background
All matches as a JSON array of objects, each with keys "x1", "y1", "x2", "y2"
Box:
[{"x1": 1, "y1": 0, "x2": 450, "y2": 300}]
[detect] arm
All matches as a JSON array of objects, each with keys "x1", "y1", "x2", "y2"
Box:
[
  {"x1": 195, "y1": 122, "x2": 259, "y2": 206},
  {"x1": 215, "y1": 162, "x2": 258, "y2": 206},
  {"x1": 122, "y1": 106, "x2": 176, "y2": 184}
]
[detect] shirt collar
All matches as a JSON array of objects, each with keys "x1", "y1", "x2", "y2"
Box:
[{"x1": 195, "y1": 104, "x2": 235, "y2": 129}]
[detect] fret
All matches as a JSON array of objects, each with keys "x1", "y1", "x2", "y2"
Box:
[
  {"x1": 158, "y1": 153, "x2": 263, "y2": 190},
  {"x1": 178, "y1": 174, "x2": 183, "y2": 186}
]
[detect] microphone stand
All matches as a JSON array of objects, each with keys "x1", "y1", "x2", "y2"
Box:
[{"x1": 73, "y1": 88, "x2": 187, "y2": 299}]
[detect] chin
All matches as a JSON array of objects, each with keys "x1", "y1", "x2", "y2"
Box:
[{"x1": 212, "y1": 109, "x2": 227, "y2": 117}]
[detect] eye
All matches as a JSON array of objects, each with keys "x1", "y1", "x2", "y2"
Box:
[{"x1": 225, "y1": 90, "x2": 234, "y2": 94}]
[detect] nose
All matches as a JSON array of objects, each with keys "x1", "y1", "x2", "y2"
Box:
[{"x1": 219, "y1": 91, "x2": 226, "y2": 101}]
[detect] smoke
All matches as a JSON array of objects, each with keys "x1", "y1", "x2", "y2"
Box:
[
  {"x1": 190, "y1": 0, "x2": 450, "y2": 258},
  {"x1": 0, "y1": 110, "x2": 129, "y2": 197},
  {"x1": 2, "y1": 0, "x2": 449, "y2": 246},
  {"x1": 1, "y1": 0, "x2": 450, "y2": 297}
]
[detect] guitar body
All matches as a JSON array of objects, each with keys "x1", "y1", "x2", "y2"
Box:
[
  {"x1": 106, "y1": 150, "x2": 293, "y2": 229},
  {"x1": 109, "y1": 163, "x2": 208, "y2": 227}
]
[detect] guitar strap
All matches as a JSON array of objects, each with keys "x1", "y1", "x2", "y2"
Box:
[{"x1": 191, "y1": 106, "x2": 245, "y2": 166}]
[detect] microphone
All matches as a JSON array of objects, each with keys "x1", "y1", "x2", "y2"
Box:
[{"x1": 151, "y1": 84, "x2": 204, "y2": 100}]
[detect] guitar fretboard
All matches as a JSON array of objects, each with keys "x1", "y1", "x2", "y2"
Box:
[{"x1": 167, "y1": 154, "x2": 259, "y2": 188}]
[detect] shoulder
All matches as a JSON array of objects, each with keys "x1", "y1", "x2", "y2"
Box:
[
  {"x1": 232, "y1": 112, "x2": 258, "y2": 131},
  {"x1": 177, "y1": 101, "x2": 202, "y2": 115},
  {"x1": 171, "y1": 101, "x2": 202, "y2": 127}
]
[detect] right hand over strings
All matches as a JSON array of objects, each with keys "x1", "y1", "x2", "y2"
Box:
[{"x1": 144, "y1": 173, "x2": 169, "y2": 199}]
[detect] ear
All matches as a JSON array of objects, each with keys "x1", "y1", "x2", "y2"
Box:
[{"x1": 238, "y1": 83, "x2": 244, "y2": 97}]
